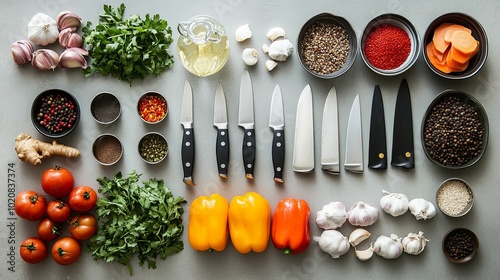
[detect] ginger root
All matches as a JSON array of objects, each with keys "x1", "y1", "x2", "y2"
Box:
[{"x1": 15, "y1": 133, "x2": 80, "y2": 166}]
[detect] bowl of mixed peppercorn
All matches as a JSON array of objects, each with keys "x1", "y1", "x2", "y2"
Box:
[
  {"x1": 360, "y1": 13, "x2": 420, "y2": 76},
  {"x1": 421, "y1": 90, "x2": 488, "y2": 169},
  {"x1": 31, "y1": 89, "x2": 80, "y2": 138},
  {"x1": 442, "y1": 228, "x2": 479, "y2": 263}
]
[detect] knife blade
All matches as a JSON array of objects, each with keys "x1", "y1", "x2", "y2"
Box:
[
  {"x1": 344, "y1": 94, "x2": 363, "y2": 173},
  {"x1": 214, "y1": 82, "x2": 229, "y2": 178},
  {"x1": 292, "y1": 84, "x2": 314, "y2": 173},
  {"x1": 238, "y1": 70, "x2": 255, "y2": 179},
  {"x1": 321, "y1": 85, "x2": 340, "y2": 175},
  {"x1": 269, "y1": 84, "x2": 285, "y2": 183},
  {"x1": 391, "y1": 79, "x2": 414, "y2": 169},
  {"x1": 180, "y1": 80, "x2": 195, "y2": 186},
  {"x1": 368, "y1": 85, "x2": 387, "y2": 170}
]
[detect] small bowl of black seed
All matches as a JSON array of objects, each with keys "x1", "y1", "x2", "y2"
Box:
[
  {"x1": 436, "y1": 178, "x2": 474, "y2": 217},
  {"x1": 92, "y1": 134, "x2": 123, "y2": 165},
  {"x1": 442, "y1": 228, "x2": 479, "y2": 263},
  {"x1": 31, "y1": 89, "x2": 80, "y2": 138},
  {"x1": 138, "y1": 132, "x2": 168, "y2": 164},
  {"x1": 90, "y1": 92, "x2": 121, "y2": 124},
  {"x1": 297, "y1": 13, "x2": 357, "y2": 79},
  {"x1": 422, "y1": 90, "x2": 488, "y2": 169}
]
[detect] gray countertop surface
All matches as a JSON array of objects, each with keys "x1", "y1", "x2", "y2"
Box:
[{"x1": 1, "y1": 0, "x2": 499, "y2": 279}]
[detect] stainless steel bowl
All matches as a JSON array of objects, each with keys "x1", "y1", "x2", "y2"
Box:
[
  {"x1": 137, "y1": 91, "x2": 168, "y2": 124},
  {"x1": 90, "y1": 92, "x2": 121, "y2": 125},
  {"x1": 92, "y1": 134, "x2": 123, "y2": 165},
  {"x1": 436, "y1": 178, "x2": 474, "y2": 217}
]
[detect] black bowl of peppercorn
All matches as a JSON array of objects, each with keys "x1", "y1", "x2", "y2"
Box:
[
  {"x1": 31, "y1": 89, "x2": 80, "y2": 138},
  {"x1": 297, "y1": 13, "x2": 357, "y2": 79},
  {"x1": 421, "y1": 90, "x2": 488, "y2": 169},
  {"x1": 442, "y1": 228, "x2": 479, "y2": 263}
]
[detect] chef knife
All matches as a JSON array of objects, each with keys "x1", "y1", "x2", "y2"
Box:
[
  {"x1": 292, "y1": 85, "x2": 314, "y2": 173},
  {"x1": 344, "y1": 95, "x2": 363, "y2": 173},
  {"x1": 214, "y1": 82, "x2": 229, "y2": 178},
  {"x1": 180, "y1": 80, "x2": 195, "y2": 186},
  {"x1": 321, "y1": 85, "x2": 340, "y2": 175},
  {"x1": 269, "y1": 84, "x2": 285, "y2": 183},
  {"x1": 238, "y1": 70, "x2": 256, "y2": 179},
  {"x1": 368, "y1": 85, "x2": 387, "y2": 170},
  {"x1": 391, "y1": 79, "x2": 414, "y2": 169}
]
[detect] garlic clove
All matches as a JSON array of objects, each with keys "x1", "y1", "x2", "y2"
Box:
[
  {"x1": 59, "y1": 27, "x2": 83, "y2": 48},
  {"x1": 57, "y1": 11, "x2": 82, "y2": 30},
  {"x1": 265, "y1": 60, "x2": 278, "y2": 71},
  {"x1": 266, "y1": 27, "x2": 286, "y2": 41},
  {"x1": 242, "y1": 48, "x2": 259, "y2": 66},
  {"x1": 32, "y1": 49, "x2": 59, "y2": 71},
  {"x1": 262, "y1": 44, "x2": 270, "y2": 54},
  {"x1": 355, "y1": 244, "x2": 374, "y2": 261},
  {"x1": 267, "y1": 39, "x2": 293, "y2": 62},
  {"x1": 59, "y1": 48, "x2": 88, "y2": 69},
  {"x1": 235, "y1": 24, "x2": 252, "y2": 42},
  {"x1": 10, "y1": 40, "x2": 34, "y2": 65},
  {"x1": 349, "y1": 228, "x2": 371, "y2": 247},
  {"x1": 28, "y1": 13, "x2": 59, "y2": 46}
]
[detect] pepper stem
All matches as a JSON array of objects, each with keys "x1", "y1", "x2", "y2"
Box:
[{"x1": 283, "y1": 248, "x2": 292, "y2": 255}]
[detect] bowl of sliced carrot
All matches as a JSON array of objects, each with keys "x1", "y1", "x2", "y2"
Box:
[{"x1": 423, "y1": 13, "x2": 488, "y2": 79}]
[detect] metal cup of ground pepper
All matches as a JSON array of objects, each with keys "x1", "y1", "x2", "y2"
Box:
[
  {"x1": 90, "y1": 92, "x2": 121, "y2": 124},
  {"x1": 138, "y1": 132, "x2": 168, "y2": 164},
  {"x1": 137, "y1": 91, "x2": 168, "y2": 124},
  {"x1": 92, "y1": 134, "x2": 123, "y2": 165},
  {"x1": 442, "y1": 228, "x2": 479, "y2": 263}
]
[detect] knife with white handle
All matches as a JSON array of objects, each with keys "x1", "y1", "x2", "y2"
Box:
[
  {"x1": 214, "y1": 82, "x2": 229, "y2": 178},
  {"x1": 293, "y1": 85, "x2": 314, "y2": 173},
  {"x1": 238, "y1": 70, "x2": 255, "y2": 179},
  {"x1": 180, "y1": 80, "x2": 195, "y2": 186},
  {"x1": 321, "y1": 85, "x2": 340, "y2": 174},
  {"x1": 269, "y1": 85, "x2": 285, "y2": 183},
  {"x1": 344, "y1": 94, "x2": 363, "y2": 173}
]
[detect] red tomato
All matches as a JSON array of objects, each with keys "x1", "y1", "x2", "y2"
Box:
[
  {"x1": 67, "y1": 186, "x2": 97, "y2": 212},
  {"x1": 46, "y1": 200, "x2": 71, "y2": 223},
  {"x1": 20, "y1": 237, "x2": 48, "y2": 264},
  {"x1": 69, "y1": 214, "x2": 98, "y2": 240},
  {"x1": 15, "y1": 191, "x2": 46, "y2": 221},
  {"x1": 41, "y1": 165, "x2": 74, "y2": 198},
  {"x1": 37, "y1": 217, "x2": 62, "y2": 242},
  {"x1": 51, "y1": 236, "x2": 81, "y2": 265}
]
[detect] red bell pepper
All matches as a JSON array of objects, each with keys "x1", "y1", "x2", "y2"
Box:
[{"x1": 271, "y1": 198, "x2": 310, "y2": 254}]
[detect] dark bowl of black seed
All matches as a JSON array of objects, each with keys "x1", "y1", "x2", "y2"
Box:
[
  {"x1": 421, "y1": 90, "x2": 488, "y2": 169},
  {"x1": 90, "y1": 92, "x2": 121, "y2": 124},
  {"x1": 297, "y1": 13, "x2": 358, "y2": 79},
  {"x1": 442, "y1": 228, "x2": 479, "y2": 263},
  {"x1": 31, "y1": 89, "x2": 80, "y2": 138}
]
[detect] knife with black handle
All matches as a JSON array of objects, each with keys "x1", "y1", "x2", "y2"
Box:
[
  {"x1": 238, "y1": 70, "x2": 256, "y2": 179},
  {"x1": 214, "y1": 83, "x2": 229, "y2": 178},
  {"x1": 368, "y1": 85, "x2": 387, "y2": 170},
  {"x1": 180, "y1": 80, "x2": 196, "y2": 186},
  {"x1": 391, "y1": 79, "x2": 414, "y2": 169},
  {"x1": 269, "y1": 85, "x2": 285, "y2": 183}
]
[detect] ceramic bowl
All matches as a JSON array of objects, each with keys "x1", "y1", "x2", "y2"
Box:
[{"x1": 442, "y1": 228, "x2": 479, "y2": 263}]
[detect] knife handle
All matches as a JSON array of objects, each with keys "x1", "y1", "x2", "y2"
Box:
[
  {"x1": 181, "y1": 127, "x2": 195, "y2": 186},
  {"x1": 272, "y1": 129, "x2": 285, "y2": 183},
  {"x1": 216, "y1": 128, "x2": 229, "y2": 178},
  {"x1": 242, "y1": 129, "x2": 256, "y2": 179}
]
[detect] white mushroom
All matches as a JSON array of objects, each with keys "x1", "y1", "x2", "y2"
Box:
[
  {"x1": 266, "y1": 27, "x2": 286, "y2": 41},
  {"x1": 242, "y1": 48, "x2": 259, "y2": 66},
  {"x1": 235, "y1": 24, "x2": 252, "y2": 42},
  {"x1": 265, "y1": 60, "x2": 278, "y2": 71},
  {"x1": 267, "y1": 39, "x2": 293, "y2": 62}
]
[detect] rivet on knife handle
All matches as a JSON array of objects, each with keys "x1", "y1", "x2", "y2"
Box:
[
  {"x1": 272, "y1": 129, "x2": 285, "y2": 183},
  {"x1": 182, "y1": 128, "x2": 195, "y2": 186},
  {"x1": 216, "y1": 128, "x2": 229, "y2": 178},
  {"x1": 242, "y1": 129, "x2": 255, "y2": 179}
]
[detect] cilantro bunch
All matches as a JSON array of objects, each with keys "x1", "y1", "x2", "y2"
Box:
[
  {"x1": 82, "y1": 4, "x2": 174, "y2": 84},
  {"x1": 87, "y1": 171, "x2": 186, "y2": 275}
]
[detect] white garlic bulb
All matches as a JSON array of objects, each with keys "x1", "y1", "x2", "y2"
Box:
[
  {"x1": 315, "y1": 201, "x2": 347, "y2": 230},
  {"x1": 28, "y1": 13, "x2": 59, "y2": 46},
  {"x1": 347, "y1": 201, "x2": 379, "y2": 227},
  {"x1": 242, "y1": 48, "x2": 258, "y2": 66},
  {"x1": 408, "y1": 198, "x2": 436, "y2": 220},
  {"x1": 313, "y1": 230, "x2": 350, "y2": 258},
  {"x1": 402, "y1": 231, "x2": 429, "y2": 255},
  {"x1": 267, "y1": 39, "x2": 293, "y2": 62},
  {"x1": 234, "y1": 24, "x2": 252, "y2": 42},
  {"x1": 373, "y1": 234, "x2": 403, "y2": 259},
  {"x1": 379, "y1": 189, "x2": 409, "y2": 217}
]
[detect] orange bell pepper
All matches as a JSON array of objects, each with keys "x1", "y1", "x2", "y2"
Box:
[
  {"x1": 272, "y1": 198, "x2": 311, "y2": 254},
  {"x1": 188, "y1": 193, "x2": 229, "y2": 252},
  {"x1": 228, "y1": 192, "x2": 271, "y2": 254}
]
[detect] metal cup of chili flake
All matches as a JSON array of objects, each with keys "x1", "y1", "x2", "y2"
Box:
[
  {"x1": 138, "y1": 132, "x2": 168, "y2": 164},
  {"x1": 137, "y1": 91, "x2": 168, "y2": 124},
  {"x1": 360, "y1": 13, "x2": 421, "y2": 76}
]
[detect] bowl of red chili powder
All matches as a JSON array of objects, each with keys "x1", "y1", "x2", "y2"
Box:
[
  {"x1": 137, "y1": 91, "x2": 168, "y2": 124},
  {"x1": 361, "y1": 13, "x2": 420, "y2": 76}
]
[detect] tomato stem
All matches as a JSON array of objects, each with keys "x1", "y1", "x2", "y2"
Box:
[
  {"x1": 83, "y1": 191, "x2": 90, "y2": 200},
  {"x1": 29, "y1": 194, "x2": 40, "y2": 204},
  {"x1": 22, "y1": 242, "x2": 37, "y2": 251},
  {"x1": 53, "y1": 164, "x2": 61, "y2": 170},
  {"x1": 57, "y1": 248, "x2": 67, "y2": 256}
]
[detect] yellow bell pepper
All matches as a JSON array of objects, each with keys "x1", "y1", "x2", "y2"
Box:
[
  {"x1": 228, "y1": 192, "x2": 271, "y2": 254},
  {"x1": 188, "y1": 193, "x2": 229, "y2": 252}
]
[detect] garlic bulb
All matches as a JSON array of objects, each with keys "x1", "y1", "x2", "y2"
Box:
[
  {"x1": 266, "y1": 27, "x2": 286, "y2": 41},
  {"x1": 315, "y1": 201, "x2": 347, "y2": 230},
  {"x1": 379, "y1": 189, "x2": 409, "y2": 217},
  {"x1": 402, "y1": 231, "x2": 429, "y2": 255},
  {"x1": 59, "y1": 27, "x2": 83, "y2": 48},
  {"x1": 265, "y1": 60, "x2": 277, "y2": 71},
  {"x1": 347, "y1": 201, "x2": 379, "y2": 227},
  {"x1": 10, "y1": 40, "x2": 34, "y2": 65},
  {"x1": 28, "y1": 13, "x2": 59, "y2": 46},
  {"x1": 267, "y1": 39, "x2": 293, "y2": 62},
  {"x1": 242, "y1": 48, "x2": 258, "y2": 66},
  {"x1": 408, "y1": 198, "x2": 436, "y2": 220},
  {"x1": 32, "y1": 49, "x2": 59, "y2": 71},
  {"x1": 57, "y1": 11, "x2": 82, "y2": 30},
  {"x1": 59, "y1": 48, "x2": 88, "y2": 69},
  {"x1": 235, "y1": 24, "x2": 252, "y2": 42},
  {"x1": 313, "y1": 230, "x2": 350, "y2": 258},
  {"x1": 349, "y1": 228, "x2": 371, "y2": 247},
  {"x1": 372, "y1": 234, "x2": 403, "y2": 259}
]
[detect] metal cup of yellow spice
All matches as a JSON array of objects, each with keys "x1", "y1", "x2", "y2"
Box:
[
  {"x1": 92, "y1": 134, "x2": 123, "y2": 165},
  {"x1": 436, "y1": 178, "x2": 474, "y2": 217},
  {"x1": 138, "y1": 132, "x2": 168, "y2": 164},
  {"x1": 90, "y1": 92, "x2": 121, "y2": 124},
  {"x1": 137, "y1": 91, "x2": 168, "y2": 124}
]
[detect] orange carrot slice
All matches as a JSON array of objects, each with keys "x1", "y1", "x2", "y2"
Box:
[
  {"x1": 451, "y1": 30, "x2": 479, "y2": 55},
  {"x1": 444, "y1": 24, "x2": 471, "y2": 43},
  {"x1": 446, "y1": 49, "x2": 469, "y2": 72},
  {"x1": 432, "y1": 23, "x2": 453, "y2": 53}
]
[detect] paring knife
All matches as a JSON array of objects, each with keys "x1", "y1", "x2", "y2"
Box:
[
  {"x1": 292, "y1": 85, "x2": 314, "y2": 173},
  {"x1": 344, "y1": 95, "x2": 363, "y2": 173},
  {"x1": 238, "y1": 70, "x2": 256, "y2": 179},
  {"x1": 180, "y1": 80, "x2": 195, "y2": 186},
  {"x1": 391, "y1": 79, "x2": 414, "y2": 169},
  {"x1": 368, "y1": 85, "x2": 387, "y2": 170},
  {"x1": 269, "y1": 85, "x2": 285, "y2": 183},
  {"x1": 213, "y1": 82, "x2": 229, "y2": 178},
  {"x1": 321, "y1": 85, "x2": 340, "y2": 175}
]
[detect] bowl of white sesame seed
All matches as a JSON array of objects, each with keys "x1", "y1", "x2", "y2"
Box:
[{"x1": 436, "y1": 178, "x2": 474, "y2": 217}]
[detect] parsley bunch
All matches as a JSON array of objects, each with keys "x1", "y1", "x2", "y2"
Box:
[
  {"x1": 82, "y1": 4, "x2": 174, "y2": 84},
  {"x1": 87, "y1": 171, "x2": 186, "y2": 275}
]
